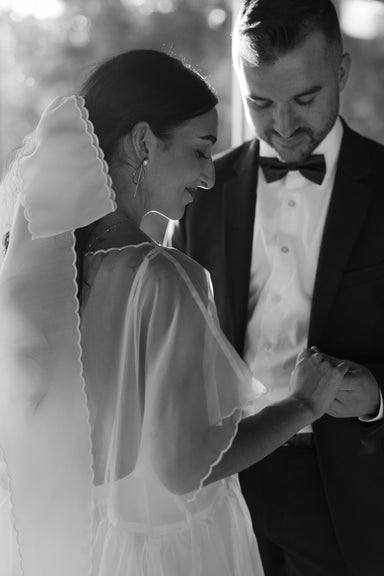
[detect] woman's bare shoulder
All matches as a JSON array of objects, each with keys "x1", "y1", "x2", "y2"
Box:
[{"x1": 147, "y1": 246, "x2": 208, "y2": 284}]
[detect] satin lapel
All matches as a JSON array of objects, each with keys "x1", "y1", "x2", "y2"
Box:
[
  {"x1": 308, "y1": 126, "x2": 373, "y2": 345},
  {"x1": 223, "y1": 139, "x2": 259, "y2": 354}
]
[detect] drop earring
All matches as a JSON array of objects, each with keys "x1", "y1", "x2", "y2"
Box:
[{"x1": 132, "y1": 158, "x2": 148, "y2": 198}]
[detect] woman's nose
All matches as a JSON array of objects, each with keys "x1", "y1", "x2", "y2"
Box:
[{"x1": 199, "y1": 157, "x2": 215, "y2": 190}]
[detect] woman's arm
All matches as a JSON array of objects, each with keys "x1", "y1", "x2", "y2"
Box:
[
  {"x1": 204, "y1": 397, "x2": 311, "y2": 485},
  {"x1": 204, "y1": 350, "x2": 347, "y2": 486},
  {"x1": 142, "y1": 258, "x2": 347, "y2": 496}
]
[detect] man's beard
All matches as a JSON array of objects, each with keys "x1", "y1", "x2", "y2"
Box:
[{"x1": 264, "y1": 111, "x2": 338, "y2": 163}]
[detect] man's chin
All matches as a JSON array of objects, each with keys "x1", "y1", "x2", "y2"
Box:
[
  {"x1": 268, "y1": 135, "x2": 316, "y2": 164},
  {"x1": 277, "y1": 150, "x2": 311, "y2": 164},
  {"x1": 274, "y1": 145, "x2": 315, "y2": 164}
]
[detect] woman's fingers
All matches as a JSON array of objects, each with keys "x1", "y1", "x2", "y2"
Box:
[
  {"x1": 296, "y1": 348, "x2": 312, "y2": 363},
  {"x1": 336, "y1": 361, "x2": 349, "y2": 374},
  {"x1": 310, "y1": 347, "x2": 351, "y2": 370},
  {"x1": 309, "y1": 348, "x2": 350, "y2": 373},
  {"x1": 291, "y1": 347, "x2": 349, "y2": 420}
]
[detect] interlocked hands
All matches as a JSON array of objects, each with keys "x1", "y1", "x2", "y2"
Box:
[
  {"x1": 290, "y1": 348, "x2": 348, "y2": 420},
  {"x1": 291, "y1": 347, "x2": 381, "y2": 420}
]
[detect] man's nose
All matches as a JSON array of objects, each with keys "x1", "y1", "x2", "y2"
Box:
[
  {"x1": 273, "y1": 105, "x2": 298, "y2": 138},
  {"x1": 199, "y1": 157, "x2": 215, "y2": 190}
]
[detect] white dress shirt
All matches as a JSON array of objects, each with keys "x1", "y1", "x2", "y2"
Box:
[{"x1": 244, "y1": 118, "x2": 382, "y2": 430}]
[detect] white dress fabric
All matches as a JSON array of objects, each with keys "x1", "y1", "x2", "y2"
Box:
[
  {"x1": 82, "y1": 245, "x2": 266, "y2": 576},
  {"x1": 0, "y1": 96, "x2": 266, "y2": 575}
]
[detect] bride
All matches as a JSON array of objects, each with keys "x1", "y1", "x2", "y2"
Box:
[{"x1": 0, "y1": 50, "x2": 346, "y2": 576}]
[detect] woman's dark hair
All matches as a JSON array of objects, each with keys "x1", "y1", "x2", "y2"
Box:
[
  {"x1": 233, "y1": 0, "x2": 343, "y2": 66},
  {"x1": 2, "y1": 50, "x2": 217, "y2": 299},
  {"x1": 75, "y1": 49, "x2": 218, "y2": 296},
  {"x1": 80, "y1": 49, "x2": 218, "y2": 163}
]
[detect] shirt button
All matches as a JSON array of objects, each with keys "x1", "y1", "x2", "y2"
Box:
[
  {"x1": 281, "y1": 246, "x2": 289, "y2": 253},
  {"x1": 288, "y1": 200, "x2": 296, "y2": 207}
]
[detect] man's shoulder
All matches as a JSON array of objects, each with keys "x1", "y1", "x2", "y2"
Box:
[
  {"x1": 213, "y1": 139, "x2": 259, "y2": 179},
  {"x1": 338, "y1": 121, "x2": 384, "y2": 189},
  {"x1": 342, "y1": 121, "x2": 384, "y2": 157}
]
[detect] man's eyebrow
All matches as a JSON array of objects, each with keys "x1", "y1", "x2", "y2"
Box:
[
  {"x1": 245, "y1": 93, "x2": 271, "y2": 102},
  {"x1": 246, "y1": 85, "x2": 322, "y2": 102},
  {"x1": 198, "y1": 135, "x2": 217, "y2": 144},
  {"x1": 294, "y1": 85, "x2": 322, "y2": 98}
]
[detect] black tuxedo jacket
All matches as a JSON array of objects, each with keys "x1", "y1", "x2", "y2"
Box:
[{"x1": 171, "y1": 122, "x2": 384, "y2": 575}]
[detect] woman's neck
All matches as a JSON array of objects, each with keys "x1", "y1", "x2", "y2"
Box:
[
  {"x1": 85, "y1": 211, "x2": 152, "y2": 252},
  {"x1": 109, "y1": 161, "x2": 148, "y2": 227}
]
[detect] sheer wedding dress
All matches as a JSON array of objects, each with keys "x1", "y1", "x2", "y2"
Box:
[{"x1": 0, "y1": 96, "x2": 266, "y2": 576}]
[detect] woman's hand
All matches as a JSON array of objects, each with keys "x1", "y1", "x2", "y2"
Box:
[{"x1": 290, "y1": 348, "x2": 348, "y2": 421}]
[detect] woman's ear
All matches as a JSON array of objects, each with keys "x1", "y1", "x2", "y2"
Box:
[{"x1": 130, "y1": 121, "x2": 155, "y2": 162}]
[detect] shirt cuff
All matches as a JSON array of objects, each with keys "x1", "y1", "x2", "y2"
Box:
[{"x1": 359, "y1": 389, "x2": 384, "y2": 422}]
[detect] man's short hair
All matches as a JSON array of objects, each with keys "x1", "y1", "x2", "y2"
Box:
[{"x1": 233, "y1": 0, "x2": 343, "y2": 66}]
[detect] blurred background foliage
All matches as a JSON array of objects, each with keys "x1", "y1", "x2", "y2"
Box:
[
  {"x1": 1, "y1": 0, "x2": 384, "y2": 176},
  {"x1": 0, "y1": 0, "x2": 234, "y2": 173}
]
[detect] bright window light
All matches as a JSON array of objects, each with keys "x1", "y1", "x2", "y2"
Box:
[
  {"x1": 340, "y1": 0, "x2": 384, "y2": 39},
  {"x1": 207, "y1": 8, "x2": 227, "y2": 29},
  {"x1": 0, "y1": 0, "x2": 65, "y2": 20}
]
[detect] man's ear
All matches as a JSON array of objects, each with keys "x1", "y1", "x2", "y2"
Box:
[{"x1": 339, "y1": 52, "x2": 351, "y2": 92}]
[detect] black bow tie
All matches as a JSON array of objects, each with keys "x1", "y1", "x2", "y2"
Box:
[{"x1": 259, "y1": 154, "x2": 326, "y2": 185}]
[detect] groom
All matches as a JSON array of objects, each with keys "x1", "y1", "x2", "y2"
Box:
[{"x1": 169, "y1": 0, "x2": 384, "y2": 574}]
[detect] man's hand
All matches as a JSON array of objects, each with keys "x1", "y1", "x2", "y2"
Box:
[{"x1": 310, "y1": 349, "x2": 381, "y2": 419}]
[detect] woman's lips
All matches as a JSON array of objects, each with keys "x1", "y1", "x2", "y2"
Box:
[{"x1": 185, "y1": 187, "x2": 196, "y2": 202}]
